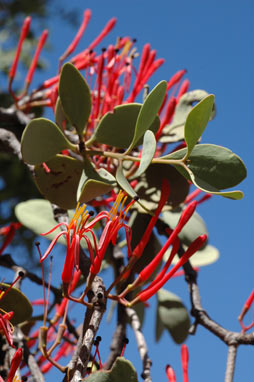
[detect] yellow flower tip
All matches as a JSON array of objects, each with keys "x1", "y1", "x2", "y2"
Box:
[
  {"x1": 109, "y1": 191, "x2": 126, "y2": 220},
  {"x1": 70, "y1": 203, "x2": 87, "y2": 229}
]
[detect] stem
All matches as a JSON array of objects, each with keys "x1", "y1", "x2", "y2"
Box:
[
  {"x1": 126, "y1": 307, "x2": 152, "y2": 382},
  {"x1": 225, "y1": 345, "x2": 238, "y2": 382},
  {"x1": 85, "y1": 148, "x2": 186, "y2": 168},
  {"x1": 66, "y1": 276, "x2": 106, "y2": 382}
]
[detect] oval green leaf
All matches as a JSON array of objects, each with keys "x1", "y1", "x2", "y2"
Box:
[
  {"x1": 127, "y1": 81, "x2": 167, "y2": 152},
  {"x1": 34, "y1": 154, "x2": 84, "y2": 209},
  {"x1": 55, "y1": 97, "x2": 66, "y2": 131},
  {"x1": 77, "y1": 160, "x2": 116, "y2": 203},
  {"x1": 15, "y1": 199, "x2": 67, "y2": 243},
  {"x1": 21, "y1": 118, "x2": 74, "y2": 165},
  {"x1": 156, "y1": 289, "x2": 190, "y2": 344},
  {"x1": 84, "y1": 357, "x2": 138, "y2": 382},
  {"x1": 164, "y1": 144, "x2": 246, "y2": 198},
  {"x1": 133, "y1": 130, "x2": 156, "y2": 178},
  {"x1": 91, "y1": 103, "x2": 160, "y2": 148},
  {"x1": 136, "y1": 163, "x2": 190, "y2": 209},
  {"x1": 0, "y1": 283, "x2": 33, "y2": 325},
  {"x1": 184, "y1": 95, "x2": 215, "y2": 158},
  {"x1": 59, "y1": 63, "x2": 91, "y2": 135},
  {"x1": 160, "y1": 89, "x2": 216, "y2": 143},
  {"x1": 116, "y1": 163, "x2": 138, "y2": 199}
]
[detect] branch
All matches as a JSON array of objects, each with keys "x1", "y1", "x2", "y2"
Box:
[
  {"x1": 0, "y1": 254, "x2": 62, "y2": 301},
  {"x1": 66, "y1": 276, "x2": 107, "y2": 382},
  {"x1": 225, "y1": 344, "x2": 237, "y2": 382},
  {"x1": 104, "y1": 245, "x2": 127, "y2": 369},
  {"x1": 0, "y1": 128, "x2": 22, "y2": 160},
  {"x1": 126, "y1": 307, "x2": 152, "y2": 382},
  {"x1": 103, "y1": 303, "x2": 126, "y2": 370},
  {"x1": 186, "y1": 275, "x2": 254, "y2": 382}
]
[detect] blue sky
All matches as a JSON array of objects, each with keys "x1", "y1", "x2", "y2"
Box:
[{"x1": 6, "y1": 1, "x2": 254, "y2": 381}]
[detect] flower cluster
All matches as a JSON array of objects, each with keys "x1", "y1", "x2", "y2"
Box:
[
  {"x1": 9, "y1": 9, "x2": 188, "y2": 139},
  {"x1": 40, "y1": 180, "x2": 206, "y2": 309}
]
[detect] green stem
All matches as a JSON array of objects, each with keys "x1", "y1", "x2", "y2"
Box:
[{"x1": 85, "y1": 148, "x2": 187, "y2": 169}]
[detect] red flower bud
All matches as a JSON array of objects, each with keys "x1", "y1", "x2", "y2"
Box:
[
  {"x1": 9, "y1": 17, "x2": 31, "y2": 79},
  {"x1": 7, "y1": 347, "x2": 23, "y2": 382},
  {"x1": 166, "y1": 364, "x2": 176, "y2": 382}
]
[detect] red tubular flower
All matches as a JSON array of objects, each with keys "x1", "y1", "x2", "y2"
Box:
[
  {"x1": 0, "y1": 311, "x2": 15, "y2": 348},
  {"x1": 7, "y1": 348, "x2": 23, "y2": 382},
  {"x1": 238, "y1": 288, "x2": 254, "y2": 332},
  {"x1": 181, "y1": 344, "x2": 189, "y2": 382},
  {"x1": 137, "y1": 234, "x2": 207, "y2": 303},
  {"x1": 140, "y1": 238, "x2": 180, "y2": 291},
  {"x1": 166, "y1": 364, "x2": 176, "y2": 382},
  {"x1": 90, "y1": 191, "x2": 136, "y2": 275},
  {"x1": 167, "y1": 69, "x2": 187, "y2": 91},
  {"x1": 156, "y1": 97, "x2": 177, "y2": 139},
  {"x1": 60, "y1": 9, "x2": 91, "y2": 64},
  {"x1": 9, "y1": 17, "x2": 31, "y2": 81},
  {"x1": 25, "y1": 29, "x2": 48, "y2": 87},
  {"x1": 0, "y1": 222, "x2": 21, "y2": 255},
  {"x1": 41, "y1": 192, "x2": 136, "y2": 289},
  {"x1": 88, "y1": 18, "x2": 117, "y2": 51},
  {"x1": 176, "y1": 79, "x2": 190, "y2": 101},
  {"x1": 136, "y1": 201, "x2": 197, "y2": 284},
  {"x1": 132, "y1": 179, "x2": 170, "y2": 259}
]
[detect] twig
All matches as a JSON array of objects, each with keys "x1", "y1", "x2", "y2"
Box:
[
  {"x1": 186, "y1": 275, "x2": 254, "y2": 381},
  {"x1": 0, "y1": 128, "x2": 23, "y2": 160},
  {"x1": 66, "y1": 276, "x2": 106, "y2": 382},
  {"x1": 0, "y1": 254, "x2": 62, "y2": 301},
  {"x1": 126, "y1": 307, "x2": 152, "y2": 382},
  {"x1": 103, "y1": 304, "x2": 126, "y2": 370},
  {"x1": 104, "y1": 245, "x2": 127, "y2": 369},
  {"x1": 225, "y1": 344, "x2": 238, "y2": 382}
]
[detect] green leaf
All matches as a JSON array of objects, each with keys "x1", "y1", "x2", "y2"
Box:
[
  {"x1": 77, "y1": 159, "x2": 116, "y2": 203},
  {"x1": 171, "y1": 244, "x2": 219, "y2": 267},
  {"x1": 162, "y1": 209, "x2": 208, "y2": 246},
  {"x1": 135, "y1": 163, "x2": 190, "y2": 209},
  {"x1": 55, "y1": 97, "x2": 66, "y2": 130},
  {"x1": 127, "y1": 81, "x2": 167, "y2": 152},
  {"x1": 0, "y1": 283, "x2": 33, "y2": 325},
  {"x1": 92, "y1": 103, "x2": 160, "y2": 148},
  {"x1": 15, "y1": 199, "x2": 67, "y2": 243},
  {"x1": 59, "y1": 63, "x2": 91, "y2": 135},
  {"x1": 160, "y1": 89, "x2": 216, "y2": 143},
  {"x1": 15, "y1": 199, "x2": 95, "y2": 249},
  {"x1": 155, "y1": 305, "x2": 165, "y2": 342},
  {"x1": 133, "y1": 130, "x2": 156, "y2": 178},
  {"x1": 34, "y1": 154, "x2": 84, "y2": 209},
  {"x1": 116, "y1": 163, "x2": 138, "y2": 198},
  {"x1": 156, "y1": 289, "x2": 190, "y2": 344},
  {"x1": 21, "y1": 118, "x2": 74, "y2": 165},
  {"x1": 164, "y1": 144, "x2": 246, "y2": 199},
  {"x1": 84, "y1": 357, "x2": 138, "y2": 382},
  {"x1": 184, "y1": 95, "x2": 215, "y2": 158}
]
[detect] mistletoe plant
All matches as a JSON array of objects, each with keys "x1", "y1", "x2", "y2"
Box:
[{"x1": 0, "y1": 9, "x2": 251, "y2": 382}]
